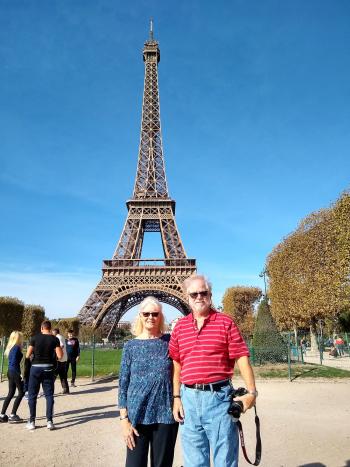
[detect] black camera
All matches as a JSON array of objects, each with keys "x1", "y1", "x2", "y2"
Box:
[{"x1": 227, "y1": 387, "x2": 248, "y2": 419}]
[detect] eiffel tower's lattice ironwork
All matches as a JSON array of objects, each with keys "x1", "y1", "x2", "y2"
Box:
[{"x1": 78, "y1": 24, "x2": 196, "y2": 331}]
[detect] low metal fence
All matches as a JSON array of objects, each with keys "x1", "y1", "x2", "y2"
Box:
[{"x1": 0, "y1": 333, "x2": 349, "y2": 383}]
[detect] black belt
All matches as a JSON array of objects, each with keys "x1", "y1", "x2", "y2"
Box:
[{"x1": 185, "y1": 379, "x2": 230, "y2": 391}]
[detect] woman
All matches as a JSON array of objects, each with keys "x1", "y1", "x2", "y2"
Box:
[
  {"x1": 0, "y1": 331, "x2": 25, "y2": 423},
  {"x1": 118, "y1": 296, "x2": 178, "y2": 467}
]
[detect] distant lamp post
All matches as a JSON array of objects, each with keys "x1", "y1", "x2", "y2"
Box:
[{"x1": 259, "y1": 267, "x2": 268, "y2": 298}]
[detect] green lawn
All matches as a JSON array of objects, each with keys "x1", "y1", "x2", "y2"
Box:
[
  {"x1": 74, "y1": 348, "x2": 123, "y2": 377},
  {"x1": 249, "y1": 363, "x2": 350, "y2": 379},
  {"x1": 0, "y1": 348, "x2": 123, "y2": 379}
]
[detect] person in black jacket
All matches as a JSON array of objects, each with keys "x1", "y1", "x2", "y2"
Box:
[{"x1": 66, "y1": 329, "x2": 80, "y2": 387}]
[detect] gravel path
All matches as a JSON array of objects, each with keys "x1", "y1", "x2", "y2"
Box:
[{"x1": 0, "y1": 377, "x2": 349, "y2": 467}]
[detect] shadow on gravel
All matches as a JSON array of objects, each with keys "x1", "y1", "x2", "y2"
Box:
[
  {"x1": 298, "y1": 463, "x2": 326, "y2": 467},
  {"x1": 69, "y1": 385, "x2": 115, "y2": 396},
  {"x1": 53, "y1": 407, "x2": 119, "y2": 429},
  {"x1": 291, "y1": 367, "x2": 317, "y2": 381},
  {"x1": 298, "y1": 462, "x2": 350, "y2": 467},
  {"x1": 55, "y1": 403, "x2": 116, "y2": 418}
]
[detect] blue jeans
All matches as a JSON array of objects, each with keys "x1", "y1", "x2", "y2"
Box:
[
  {"x1": 28, "y1": 366, "x2": 55, "y2": 422},
  {"x1": 180, "y1": 383, "x2": 238, "y2": 467}
]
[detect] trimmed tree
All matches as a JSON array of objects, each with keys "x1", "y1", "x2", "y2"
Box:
[
  {"x1": 0, "y1": 296, "x2": 24, "y2": 337},
  {"x1": 222, "y1": 286, "x2": 262, "y2": 338},
  {"x1": 267, "y1": 191, "x2": 350, "y2": 350},
  {"x1": 252, "y1": 299, "x2": 287, "y2": 363},
  {"x1": 51, "y1": 318, "x2": 80, "y2": 337},
  {"x1": 21, "y1": 305, "x2": 46, "y2": 340}
]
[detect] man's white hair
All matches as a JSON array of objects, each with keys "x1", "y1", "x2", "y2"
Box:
[{"x1": 182, "y1": 274, "x2": 212, "y2": 294}]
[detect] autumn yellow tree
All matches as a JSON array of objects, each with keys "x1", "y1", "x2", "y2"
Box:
[
  {"x1": 267, "y1": 191, "x2": 350, "y2": 347},
  {"x1": 222, "y1": 286, "x2": 262, "y2": 338}
]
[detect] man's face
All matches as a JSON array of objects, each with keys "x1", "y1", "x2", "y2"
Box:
[
  {"x1": 187, "y1": 278, "x2": 211, "y2": 314},
  {"x1": 68, "y1": 333, "x2": 73, "y2": 339}
]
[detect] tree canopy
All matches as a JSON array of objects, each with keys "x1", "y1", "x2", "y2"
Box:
[
  {"x1": 21, "y1": 304, "x2": 46, "y2": 339},
  {"x1": 222, "y1": 286, "x2": 262, "y2": 337},
  {"x1": 267, "y1": 191, "x2": 350, "y2": 330},
  {"x1": 0, "y1": 297, "x2": 24, "y2": 336}
]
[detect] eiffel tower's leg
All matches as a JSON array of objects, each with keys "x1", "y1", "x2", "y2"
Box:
[
  {"x1": 160, "y1": 216, "x2": 187, "y2": 258},
  {"x1": 79, "y1": 290, "x2": 113, "y2": 325},
  {"x1": 106, "y1": 299, "x2": 127, "y2": 341},
  {"x1": 113, "y1": 217, "x2": 144, "y2": 259}
]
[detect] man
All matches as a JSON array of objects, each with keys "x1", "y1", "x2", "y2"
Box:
[
  {"x1": 66, "y1": 329, "x2": 80, "y2": 387},
  {"x1": 169, "y1": 274, "x2": 258, "y2": 467},
  {"x1": 26, "y1": 320, "x2": 62, "y2": 431},
  {"x1": 52, "y1": 328, "x2": 69, "y2": 394}
]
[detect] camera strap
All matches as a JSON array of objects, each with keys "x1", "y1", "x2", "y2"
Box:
[{"x1": 236, "y1": 406, "x2": 262, "y2": 466}]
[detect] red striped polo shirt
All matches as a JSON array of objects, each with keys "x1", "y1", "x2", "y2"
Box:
[{"x1": 169, "y1": 309, "x2": 249, "y2": 384}]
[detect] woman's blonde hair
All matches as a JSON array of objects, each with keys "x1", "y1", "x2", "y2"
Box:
[
  {"x1": 5, "y1": 331, "x2": 23, "y2": 357},
  {"x1": 131, "y1": 296, "x2": 166, "y2": 336}
]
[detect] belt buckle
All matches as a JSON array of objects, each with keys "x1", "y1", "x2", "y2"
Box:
[{"x1": 195, "y1": 383, "x2": 205, "y2": 390}]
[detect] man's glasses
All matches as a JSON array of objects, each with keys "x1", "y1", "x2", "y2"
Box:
[
  {"x1": 141, "y1": 312, "x2": 160, "y2": 318},
  {"x1": 188, "y1": 291, "x2": 210, "y2": 299}
]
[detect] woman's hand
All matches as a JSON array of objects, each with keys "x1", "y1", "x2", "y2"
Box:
[{"x1": 121, "y1": 419, "x2": 139, "y2": 450}]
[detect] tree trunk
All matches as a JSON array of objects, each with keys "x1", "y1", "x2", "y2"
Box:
[
  {"x1": 293, "y1": 325, "x2": 298, "y2": 345},
  {"x1": 310, "y1": 318, "x2": 318, "y2": 352}
]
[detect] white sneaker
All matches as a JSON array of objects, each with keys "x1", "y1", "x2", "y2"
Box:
[
  {"x1": 26, "y1": 421, "x2": 35, "y2": 430},
  {"x1": 47, "y1": 421, "x2": 55, "y2": 430}
]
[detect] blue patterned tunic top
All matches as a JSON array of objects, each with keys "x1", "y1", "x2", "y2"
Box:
[{"x1": 118, "y1": 334, "x2": 175, "y2": 426}]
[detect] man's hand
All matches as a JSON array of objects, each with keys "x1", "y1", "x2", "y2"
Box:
[
  {"x1": 76, "y1": 356, "x2": 80, "y2": 362},
  {"x1": 236, "y1": 355, "x2": 258, "y2": 413},
  {"x1": 173, "y1": 397, "x2": 185, "y2": 423},
  {"x1": 234, "y1": 393, "x2": 256, "y2": 413}
]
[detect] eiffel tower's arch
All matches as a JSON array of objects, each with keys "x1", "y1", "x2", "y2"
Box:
[
  {"x1": 78, "y1": 25, "x2": 196, "y2": 335},
  {"x1": 92, "y1": 286, "x2": 190, "y2": 330}
]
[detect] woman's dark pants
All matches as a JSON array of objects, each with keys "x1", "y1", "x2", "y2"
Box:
[
  {"x1": 1, "y1": 370, "x2": 24, "y2": 415},
  {"x1": 126, "y1": 423, "x2": 178, "y2": 467}
]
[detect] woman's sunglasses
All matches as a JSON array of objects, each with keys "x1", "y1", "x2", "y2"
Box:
[{"x1": 141, "y1": 312, "x2": 160, "y2": 318}]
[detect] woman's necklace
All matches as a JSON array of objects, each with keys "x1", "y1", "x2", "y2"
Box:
[{"x1": 139, "y1": 333, "x2": 162, "y2": 339}]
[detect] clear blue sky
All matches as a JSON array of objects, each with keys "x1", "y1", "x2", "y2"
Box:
[{"x1": 1, "y1": 1, "x2": 349, "y2": 323}]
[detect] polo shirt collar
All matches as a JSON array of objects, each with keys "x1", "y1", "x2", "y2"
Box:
[{"x1": 190, "y1": 308, "x2": 217, "y2": 322}]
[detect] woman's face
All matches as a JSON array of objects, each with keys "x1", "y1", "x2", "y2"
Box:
[
  {"x1": 16, "y1": 333, "x2": 23, "y2": 346},
  {"x1": 140, "y1": 303, "x2": 162, "y2": 333}
]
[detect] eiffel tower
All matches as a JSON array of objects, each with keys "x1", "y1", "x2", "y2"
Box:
[{"x1": 78, "y1": 23, "x2": 196, "y2": 334}]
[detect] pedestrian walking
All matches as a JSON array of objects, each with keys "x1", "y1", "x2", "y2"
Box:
[
  {"x1": 66, "y1": 329, "x2": 80, "y2": 387},
  {"x1": 52, "y1": 328, "x2": 69, "y2": 394},
  {"x1": 26, "y1": 320, "x2": 62, "y2": 430},
  {"x1": 0, "y1": 331, "x2": 25, "y2": 423}
]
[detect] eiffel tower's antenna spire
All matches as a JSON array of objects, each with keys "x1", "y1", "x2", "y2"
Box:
[{"x1": 150, "y1": 18, "x2": 154, "y2": 41}]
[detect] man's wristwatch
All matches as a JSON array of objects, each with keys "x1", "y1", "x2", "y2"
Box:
[
  {"x1": 173, "y1": 395, "x2": 181, "y2": 399},
  {"x1": 247, "y1": 390, "x2": 258, "y2": 397}
]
